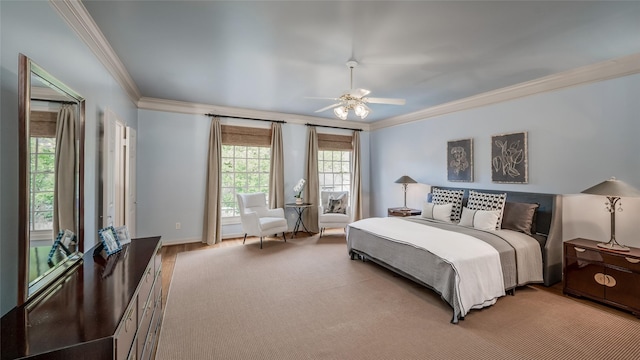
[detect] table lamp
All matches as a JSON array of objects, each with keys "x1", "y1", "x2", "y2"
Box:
[
  {"x1": 581, "y1": 177, "x2": 640, "y2": 251},
  {"x1": 395, "y1": 175, "x2": 417, "y2": 209}
]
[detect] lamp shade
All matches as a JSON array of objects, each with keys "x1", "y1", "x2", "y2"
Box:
[
  {"x1": 394, "y1": 175, "x2": 417, "y2": 184},
  {"x1": 581, "y1": 177, "x2": 640, "y2": 197}
]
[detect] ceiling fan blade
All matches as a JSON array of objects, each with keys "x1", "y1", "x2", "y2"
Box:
[
  {"x1": 363, "y1": 97, "x2": 406, "y2": 105},
  {"x1": 349, "y1": 88, "x2": 371, "y2": 98},
  {"x1": 315, "y1": 103, "x2": 342, "y2": 113}
]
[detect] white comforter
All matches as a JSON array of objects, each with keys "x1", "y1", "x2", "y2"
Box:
[{"x1": 350, "y1": 217, "x2": 505, "y2": 316}]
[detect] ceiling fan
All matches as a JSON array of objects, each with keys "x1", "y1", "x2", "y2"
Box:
[{"x1": 309, "y1": 60, "x2": 405, "y2": 120}]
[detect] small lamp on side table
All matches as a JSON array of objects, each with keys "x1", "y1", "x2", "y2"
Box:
[
  {"x1": 394, "y1": 175, "x2": 417, "y2": 210},
  {"x1": 581, "y1": 177, "x2": 640, "y2": 252}
]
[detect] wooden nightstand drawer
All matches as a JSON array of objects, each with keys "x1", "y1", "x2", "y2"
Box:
[
  {"x1": 565, "y1": 244, "x2": 603, "y2": 262},
  {"x1": 602, "y1": 252, "x2": 640, "y2": 273},
  {"x1": 388, "y1": 207, "x2": 421, "y2": 217}
]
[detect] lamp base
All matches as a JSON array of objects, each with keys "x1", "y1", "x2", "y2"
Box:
[{"x1": 597, "y1": 241, "x2": 630, "y2": 252}]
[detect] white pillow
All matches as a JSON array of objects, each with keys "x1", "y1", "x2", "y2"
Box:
[
  {"x1": 422, "y1": 202, "x2": 453, "y2": 223},
  {"x1": 459, "y1": 207, "x2": 500, "y2": 231}
]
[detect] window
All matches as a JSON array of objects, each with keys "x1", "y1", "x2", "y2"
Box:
[
  {"x1": 221, "y1": 145, "x2": 271, "y2": 217},
  {"x1": 318, "y1": 150, "x2": 351, "y2": 192},
  {"x1": 30, "y1": 137, "x2": 56, "y2": 231}
]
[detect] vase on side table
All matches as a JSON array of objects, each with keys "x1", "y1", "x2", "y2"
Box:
[{"x1": 295, "y1": 197, "x2": 303, "y2": 205}]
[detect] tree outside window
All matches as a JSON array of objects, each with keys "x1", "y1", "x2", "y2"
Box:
[
  {"x1": 318, "y1": 150, "x2": 351, "y2": 192},
  {"x1": 30, "y1": 137, "x2": 56, "y2": 231},
  {"x1": 221, "y1": 145, "x2": 270, "y2": 217}
]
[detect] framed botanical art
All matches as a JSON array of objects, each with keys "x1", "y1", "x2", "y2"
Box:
[
  {"x1": 447, "y1": 138, "x2": 473, "y2": 182},
  {"x1": 491, "y1": 131, "x2": 528, "y2": 183}
]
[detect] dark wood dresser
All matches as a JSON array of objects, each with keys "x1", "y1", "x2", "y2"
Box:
[
  {"x1": 1, "y1": 236, "x2": 163, "y2": 360},
  {"x1": 563, "y1": 238, "x2": 640, "y2": 317}
]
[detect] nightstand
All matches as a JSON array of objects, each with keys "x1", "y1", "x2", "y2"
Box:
[
  {"x1": 387, "y1": 207, "x2": 421, "y2": 217},
  {"x1": 563, "y1": 238, "x2": 640, "y2": 318}
]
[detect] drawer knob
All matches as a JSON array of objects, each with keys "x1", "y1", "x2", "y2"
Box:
[
  {"x1": 594, "y1": 273, "x2": 606, "y2": 285},
  {"x1": 125, "y1": 308, "x2": 135, "y2": 332},
  {"x1": 625, "y1": 257, "x2": 640, "y2": 264},
  {"x1": 605, "y1": 274, "x2": 617, "y2": 288},
  {"x1": 574, "y1": 247, "x2": 586, "y2": 253}
]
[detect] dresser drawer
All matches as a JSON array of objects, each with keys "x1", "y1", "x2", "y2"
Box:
[
  {"x1": 137, "y1": 263, "x2": 154, "y2": 324},
  {"x1": 564, "y1": 244, "x2": 603, "y2": 262},
  {"x1": 115, "y1": 298, "x2": 138, "y2": 360},
  {"x1": 602, "y1": 252, "x2": 640, "y2": 273},
  {"x1": 137, "y1": 281, "x2": 156, "y2": 359}
]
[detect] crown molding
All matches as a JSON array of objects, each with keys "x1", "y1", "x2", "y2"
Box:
[
  {"x1": 138, "y1": 97, "x2": 371, "y2": 131},
  {"x1": 49, "y1": 0, "x2": 141, "y2": 104},
  {"x1": 370, "y1": 53, "x2": 640, "y2": 131}
]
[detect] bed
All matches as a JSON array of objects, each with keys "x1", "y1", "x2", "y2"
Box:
[{"x1": 346, "y1": 187, "x2": 563, "y2": 323}]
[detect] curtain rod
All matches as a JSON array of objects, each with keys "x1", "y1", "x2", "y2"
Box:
[
  {"x1": 31, "y1": 98, "x2": 76, "y2": 105},
  {"x1": 205, "y1": 113, "x2": 286, "y2": 124},
  {"x1": 305, "y1": 123, "x2": 363, "y2": 132}
]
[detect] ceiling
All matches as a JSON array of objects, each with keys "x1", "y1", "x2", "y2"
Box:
[{"x1": 82, "y1": 1, "x2": 640, "y2": 123}]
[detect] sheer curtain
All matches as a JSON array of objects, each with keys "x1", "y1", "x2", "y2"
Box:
[
  {"x1": 303, "y1": 126, "x2": 319, "y2": 233},
  {"x1": 350, "y1": 131, "x2": 363, "y2": 221},
  {"x1": 269, "y1": 123, "x2": 284, "y2": 209},
  {"x1": 202, "y1": 117, "x2": 222, "y2": 245},
  {"x1": 53, "y1": 105, "x2": 76, "y2": 237}
]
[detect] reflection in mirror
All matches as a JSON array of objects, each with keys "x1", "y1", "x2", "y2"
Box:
[{"x1": 18, "y1": 54, "x2": 85, "y2": 304}]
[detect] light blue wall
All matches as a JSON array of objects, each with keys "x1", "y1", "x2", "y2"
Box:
[
  {"x1": 137, "y1": 109, "x2": 371, "y2": 243},
  {"x1": 0, "y1": 1, "x2": 137, "y2": 315},
  {"x1": 370, "y1": 73, "x2": 640, "y2": 242},
  {"x1": 371, "y1": 73, "x2": 640, "y2": 214}
]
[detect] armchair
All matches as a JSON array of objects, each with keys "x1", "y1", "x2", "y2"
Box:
[
  {"x1": 237, "y1": 193, "x2": 288, "y2": 249},
  {"x1": 318, "y1": 191, "x2": 351, "y2": 237}
]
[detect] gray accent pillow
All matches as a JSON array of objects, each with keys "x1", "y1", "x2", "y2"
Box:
[
  {"x1": 501, "y1": 202, "x2": 539, "y2": 235},
  {"x1": 324, "y1": 193, "x2": 347, "y2": 214}
]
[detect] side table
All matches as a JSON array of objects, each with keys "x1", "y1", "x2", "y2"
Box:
[
  {"x1": 563, "y1": 238, "x2": 640, "y2": 317},
  {"x1": 388, "y1": 207, "x2": 422, "y2": 217},
  {"x1": 285, "y1": 203, "x2": 312, "y2": 237}
]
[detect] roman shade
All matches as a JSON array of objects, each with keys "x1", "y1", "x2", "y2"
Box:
[
  {"x1": 221, "y1": 125, "x2": 271, "y2": 146},
  {"x1": 318, "y1": 133, "x2": 352, "y2": 151}
]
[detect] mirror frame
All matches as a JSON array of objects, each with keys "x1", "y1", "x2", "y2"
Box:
[{"x1": 18, "y1": 54, "x2": 85, "y2": 305}]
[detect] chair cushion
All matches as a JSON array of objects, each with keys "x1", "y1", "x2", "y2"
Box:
[
  {"x1": 243, "y1": 193, "x2": 267, "y2": 208},
  {"x1": 319, "y1": 212, "x2": 349, "y2": 222},
  {"x1": 259, "y1": 217, "x2": 287, "y2": 231}
]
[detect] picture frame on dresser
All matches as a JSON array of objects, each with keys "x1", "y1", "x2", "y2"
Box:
[
  {"x1": 98, "y1": 226, "x2": 122, "y2": 256},
  {"x1": 114, "y1": 225, "x2": 132, "y2": 245},
  {"x1": 447, "y1": 138, "x2": 473, "y2": 182}
]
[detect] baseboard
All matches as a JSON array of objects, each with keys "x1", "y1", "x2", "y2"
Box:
[{"x1": 161, "y1": 233, "x2": 245, "y2": 246}]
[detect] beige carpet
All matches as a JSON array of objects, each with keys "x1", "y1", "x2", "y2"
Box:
[{"x1": 156, "y1": 235, "x2": 640, "y2": 360}]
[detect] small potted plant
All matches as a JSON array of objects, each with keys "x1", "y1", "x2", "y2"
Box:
[{"x1": 293, "y1": 178, "x2": 306, "y2": 204}]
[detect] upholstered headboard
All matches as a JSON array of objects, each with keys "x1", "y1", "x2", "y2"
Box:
[{"x1": 431, "y1": 186, "x2": 563, "y2": 286}]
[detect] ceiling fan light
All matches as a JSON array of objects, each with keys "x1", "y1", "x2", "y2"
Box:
[
  {"x1": 354, "y1": 103, "x2": 369, "y2": 118},
  {"x1": 334, "y1": 106, "x2": 348, "y2": 120}
]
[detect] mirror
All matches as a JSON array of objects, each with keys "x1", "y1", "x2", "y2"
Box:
[{"x1": 18, "y1": 54, "x2": 85, "y2": 304}]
